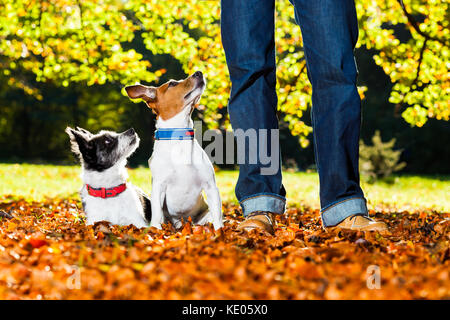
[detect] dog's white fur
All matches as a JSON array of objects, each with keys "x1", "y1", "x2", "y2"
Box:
[
  {"x1": 149, "y1": 82, "x2": 224, "y2": 230},
  {"x1": 80, "y1": 160, "x2": 148, "y2": 228},
  {"x1": 68, "y1": 128, "x2": 150, "y2": 228}
]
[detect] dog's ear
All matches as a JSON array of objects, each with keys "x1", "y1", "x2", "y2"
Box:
[
  {"x1": 125, "y1": 85, "x2": 157, "y2": 102},
  {"x1": 65, "y1": 127, "x2": 92, "y2": 159}
]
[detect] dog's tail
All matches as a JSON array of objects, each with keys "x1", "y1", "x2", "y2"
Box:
[{"x1": 134, "y1": 186, "x2": 152, "y2": 223}]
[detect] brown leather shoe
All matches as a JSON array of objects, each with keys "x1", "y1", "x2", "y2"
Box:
[
  {"x1": 237, "y1": 211, "x2": 275, "y2": 234},
  {"x1": 330, "y1": 214, "x2": 388, "y2": 232}
]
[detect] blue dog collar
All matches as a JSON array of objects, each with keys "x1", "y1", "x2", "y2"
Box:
[{"x1": 154, "y1": 128, "x2": 195, "y2": 140}]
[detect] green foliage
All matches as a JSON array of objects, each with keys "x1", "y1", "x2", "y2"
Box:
[
  {"x1": 0, "y1": 0, "x2": 156, "y2": 98},
  {"x1": 359, "y1": 130, "x2": 407, "y2": 182},
  {"x1": 357, "y1": 0, "x2": 449, "y2": 127},
  {"x1": 0, "y1": 0, "x2": 448, "y2": 145}
]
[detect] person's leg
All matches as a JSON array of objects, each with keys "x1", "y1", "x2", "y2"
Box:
[
  {"x1": 221, "y1": 0, "x2": 286, "y2": 217},
  {"x1": 289, "y1": 0, "x2": 367, "y2": 227}
]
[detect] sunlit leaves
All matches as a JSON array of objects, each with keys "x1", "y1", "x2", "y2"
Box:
[
  {"x1": 0, "y1": 0, "x2": 448, "y2": 144},
  {"x1": 0, "y1": 0, "x2": 154, "y2": 88},
  {"x1": 357, "y1": 0, "x2": 449, "y2": 126}
]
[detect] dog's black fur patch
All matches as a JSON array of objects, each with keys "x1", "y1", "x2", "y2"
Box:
[
  {"x1": 84, "y1": 134, "x2": 120, "y2": 171},
  {"x1": 66, "y1": 128, "x2": 123, "y2": 172},
  {"x1": 134, "y1": 186, "x2": 152, "y2": 222}
]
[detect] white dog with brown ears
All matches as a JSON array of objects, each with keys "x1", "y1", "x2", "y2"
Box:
[{"x1": 125, "y1": 71, "x2": 224, "y2": 230}]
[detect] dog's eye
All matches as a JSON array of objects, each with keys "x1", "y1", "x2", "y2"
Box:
[{"x1": 168, "y1": 81, "x2": 178, "y2": 88}]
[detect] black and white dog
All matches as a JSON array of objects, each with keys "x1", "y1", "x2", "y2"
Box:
[{"x1": 66, "y1": 127, "x2": 151, "y2": 228}]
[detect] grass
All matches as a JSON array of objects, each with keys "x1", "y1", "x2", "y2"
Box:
[{"x1": 0, "y1": 163, "x2": 449, "y2": 212}]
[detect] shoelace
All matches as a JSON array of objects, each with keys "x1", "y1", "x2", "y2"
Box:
[
  {"x1": 247, "y1": 211, "x2": 273, "y2": 225},
  {"x1": 349, "y1": 214, "x2": 374, "y2": 227},
  {"x1": 350, "y1": 214, "x2": 374, "y2": 221}
]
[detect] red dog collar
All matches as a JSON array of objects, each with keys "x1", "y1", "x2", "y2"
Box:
[{"x1": 86, "y1": 183, "x2": 127, "y2": 198}]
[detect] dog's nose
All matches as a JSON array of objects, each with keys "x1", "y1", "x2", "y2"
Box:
[
  {"x1": 125, "y1": 128, "x2": 135, "y2": 135},
  {"x1": 193, "y1": 71, "x2": 203, "y2": 78}
]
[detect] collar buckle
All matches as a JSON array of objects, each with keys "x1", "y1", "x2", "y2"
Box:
[{"x1": 87, "y1": 183, "x2": 126, "y2": 199}]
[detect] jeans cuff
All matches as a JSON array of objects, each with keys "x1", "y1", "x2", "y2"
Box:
[
  {"x1": 321, "y1": 197, "x2": 368, "y2": 227},
  {"x1": 239, "y1": 193, "x2": 286, "y2": 217}
]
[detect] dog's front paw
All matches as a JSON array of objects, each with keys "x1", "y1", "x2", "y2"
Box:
[
  {"x1": 213, "y1": 221, "x2": 224, "y2": 231},
  {"x1": 150, "y1": 223, "x2": 163, "y2": 230}
]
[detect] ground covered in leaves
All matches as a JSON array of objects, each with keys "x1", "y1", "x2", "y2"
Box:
[{"x1": 0, "y1": 198, "x2": 448, "y2": 299}]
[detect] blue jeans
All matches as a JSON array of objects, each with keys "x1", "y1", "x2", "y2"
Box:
[{"x1": 221, "y1": 0, "x2": 368, "y2": 227}]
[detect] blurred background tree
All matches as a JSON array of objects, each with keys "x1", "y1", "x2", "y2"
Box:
[
  {"x1": 0, "y1": 0, "x2": 448, "y2": 173},
  {"x1": 359, "y1": 130, "x2": 406, "y2": 182}
]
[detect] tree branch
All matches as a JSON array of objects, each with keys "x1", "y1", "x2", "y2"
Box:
[
  {"x1": 396, "y1": 0, "x2": 449, "y2": 46},
  {"x1": 76, "y1": 0, "x2": 89, "y2": 64},
  {"x1": 395, "y1": 38, "x2": 428, "y2": 116}
]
